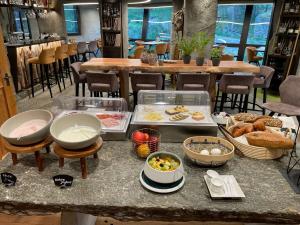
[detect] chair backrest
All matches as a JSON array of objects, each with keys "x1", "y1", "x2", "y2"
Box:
[
  {"x1": 135, "y1": 40, "x2": 143, "y2": 46},
  {"x1": 77, "y1": 42, "x2": 87, "y2": 54},
  {"x1": 221, "y1": 54, "x2": 234, "y2": 61},
  {"x1": 165, "y1": 43, "x2": 170, "y2": 53},
  {"x1": 246, "y1": 46, "x2": 257, "y2": 62},
  {"x1": 88, "y1": 41, "x2": 98, "y2": 52},
  {"x1": 219, "y1": 74, "x2": 254, "y2": 93},
  {"x1": 97, "y1": 39, "x2": 102, "y2": 48},
  {"x1": 68, "y1": 43, "x2": 78, "y2": 56},
  {"x1": 70, "y1": 62, "x2": 82, "y2": 83},
  {"x1": 134, "y1": 45, "x2": 145, "y2": 59},
  {"x1": 279, "y1": 76, "x2": 300, "y2": 107},
  {"x1": 86, "y1": 71, "x2": 119, "y2": 91},
  {"x1": 69, "y1": 38, "x2": 77, "y2": 43},
  {"x1": 260, "y1": 65, "x2": 275, "y2": 88},
  {"x1": 55, "y1": 44, "x2": 68, "y2": 60},
  {"x1": 130, "y1": 72, "x2": 163, "y2": 92},
  {"x1": 39, "y1": 48, "x2": 56, "y2": 64},
  {"x1": 156, "y1": 43, "x2": 167, "y2": 55},
  {"x1": 176, "y1": 73, "x2": 210, "y2": 91}
]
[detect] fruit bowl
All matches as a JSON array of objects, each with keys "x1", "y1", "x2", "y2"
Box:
[
  {"x1": 131, "y1": 128, "x2": 161, "y2": 158},
  {"x1": 144, "y1": 151, "x2": 184, "y2": 184}
]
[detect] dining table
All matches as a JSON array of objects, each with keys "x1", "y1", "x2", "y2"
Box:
[{"x1": 80, "y1": 58, "x2": 260, "y2": 107}]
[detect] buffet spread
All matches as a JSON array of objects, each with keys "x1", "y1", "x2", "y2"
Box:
[{"x1": 0, "y1": 91, "x2": 298, "y2": 197}]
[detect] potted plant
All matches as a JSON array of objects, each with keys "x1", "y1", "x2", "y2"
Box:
[
  {"x1": 211, "y1": 47, "x2": 222, "y2": 66},
  {"x1": 177, "y1": 37, "x2": 195, "y2": 64},
  {"x1": 194, "y1": 32, "x2": 212, "y2": 66}
]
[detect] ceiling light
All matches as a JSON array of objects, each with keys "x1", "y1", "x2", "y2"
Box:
[
  {"x1": 64, "y1": 2, "x2": 98, "y2": 5},
  {"x1": 128, "y1": 0, "x2": 151, "y2": 5}
]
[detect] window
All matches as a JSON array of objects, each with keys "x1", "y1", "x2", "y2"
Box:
[
  {"x1": 128, "y1": 8, "x2": 144, "y2": 40},
  {"x1": 215, "y1": 3, "x2": 273, "y2": 62},
  {"x1": 64, "y1": 5, "x2": 80, "y2": 35},
  {"x1": 146, "y1": 7, "x2": 172, "y2": 41},
  {"x1": 128, "y1": 6, "x2": 173, "y2": 41},
  {"x1": 13, "y1": 8, "x2": 30, "y2": 39}
]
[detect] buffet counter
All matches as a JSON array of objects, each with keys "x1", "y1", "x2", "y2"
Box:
[
  {"x1": 5, "y1": 38, "x2": 64, "y2": 92},
  {"x1": 0, "y1": 140, "x2": 299, "y2": 224}
]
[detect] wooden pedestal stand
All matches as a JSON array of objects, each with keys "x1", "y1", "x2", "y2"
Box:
[
  {"x1": 53, "y1": 138, "x2": 103, "y2": 179},
  {"x1": 1, "y1": 136, "x2": 53, "y2": 171}
]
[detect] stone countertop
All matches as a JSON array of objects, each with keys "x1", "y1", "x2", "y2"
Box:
[
  {"x1": 4, "y1": 38, "x2": 64, "y2": 48},
  {"x1": 0, "y1": 141, "x2": 299, "y2": 224}
]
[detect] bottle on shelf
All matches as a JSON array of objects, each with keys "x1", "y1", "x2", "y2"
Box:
[
  {"x1": 289, "y1": 0, "x2": 296, "y2": 13},
  {"x1": 284, "y1": 1, "x2": 291, "y2": 12}
]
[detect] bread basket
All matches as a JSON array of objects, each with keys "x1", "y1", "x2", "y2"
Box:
[
  {"x1": 219, "y1": 120, "x2": 290, "y2": 160},
  {"x1": 183, "y1": 136, "x2": 234, "y2": 166}
]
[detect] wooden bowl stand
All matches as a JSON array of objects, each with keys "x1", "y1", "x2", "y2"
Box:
[
  {"x1": 53, "y1": 138, "x2": 103, "y2": 179},
  {"x1": 1, "y1": 136, "x2": 53, "y2": 172}
]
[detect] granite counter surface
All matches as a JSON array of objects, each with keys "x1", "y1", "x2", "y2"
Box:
[{"x1": 0, "y1": 141, "x2": 299, "y2": 224}]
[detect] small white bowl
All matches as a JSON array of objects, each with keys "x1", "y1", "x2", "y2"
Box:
[
  {"x1": 207, "y1": 170, "x2": 219, "y2": 179},
  {"x1": 143, "y1": 152, "x2": 184, "y2": 184},
  {"x1": 50, "y1": 113, "x2": 101, "y2": 150},
  {"x1": 0, "y1": 109, "x2": 53, "y2": 146},
  {"x1": 210, "y1": 177, "x2": 224, "y2": 194}
]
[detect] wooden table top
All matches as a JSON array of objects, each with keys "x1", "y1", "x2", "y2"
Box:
[{"x1": 81, "y1": 58, "x2": 260, "y2": 74}]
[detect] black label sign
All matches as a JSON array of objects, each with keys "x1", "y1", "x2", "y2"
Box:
[
  {"x1": 1, "y1": 173, "x2": 17, "y2": 187},
  {"x1": 53, "y1": 175, "x2": 73, "y2": 188}
]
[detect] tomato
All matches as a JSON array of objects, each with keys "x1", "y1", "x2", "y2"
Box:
[
  {"x1": 132, "y1": 131, "x2": 145, "y2": 143},
  {"x1": 144, "y1": 133, "x2": 150, "y2": 141}
]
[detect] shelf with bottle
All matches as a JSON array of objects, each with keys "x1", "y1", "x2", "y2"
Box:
[
  {"x1": 283, "y1": 0, "x2": 300, "y2": 14},
  {"x1": 0, "y1": 0, "x2": 54, "y2": 10},
  {"x1": 277, "y1": 19, "x2": 299, "y2": 35}
]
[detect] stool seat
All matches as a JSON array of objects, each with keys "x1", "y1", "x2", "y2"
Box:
[
  {"x1": 183, "y1": 83, "x2": 204, "y2": 90},
  {"x1": 1, "y1": 136, "x2": 53, "y2": 172},
  {"x1": 53, "y1": 138, "x2": 103, "y2": 179},
  {"x1": 226, "y1": 85, "x2": 249, "y2": 94},
  {"x1": 136, "y1": 83, "x2": 156, "y2": 89},
  {"x1": 262, "y1": 102, "x2": 300, "y2": 116},
  {"x1": 28, "y1": 57, "x2": 39, "y2": 64},
  {"x1": 253, "y1": 77, "x2": 264, "y2": 88}
]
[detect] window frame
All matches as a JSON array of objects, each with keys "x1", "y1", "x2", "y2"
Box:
[{"x1": 64, "y1": 5, "x2": 81, "y2": 36}]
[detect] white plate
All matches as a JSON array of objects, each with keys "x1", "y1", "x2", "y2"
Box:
[
  {"x1": 204, "y1": 175, "x2": 245, "y2": 199},
  {"x1": 139, "y1": 170, "x2": 185, "y2": 194}
]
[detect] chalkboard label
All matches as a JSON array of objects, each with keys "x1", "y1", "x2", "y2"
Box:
[
  {"x1": 1, "y1": 173, "x2": 17, "y2": 187},
  {"x1": 53, "y1": 175, "x2": 73, "y2": 188}
]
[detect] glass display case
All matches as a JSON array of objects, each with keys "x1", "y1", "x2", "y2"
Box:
[
  {"x1": 130, "y1": 90, "x2": 218, "y2": 142},
  {"x1": 52, "y1": 96, "x2": 131, "y2": 141}
]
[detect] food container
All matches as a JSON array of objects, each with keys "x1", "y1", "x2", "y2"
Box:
[
  {"x1": 143, "y1": 152, "x2": 184, "y2": 184},
  {"x1": 50, "y1": 113, "x2": 101, "y2": 150},
  {"x1": 0, "y1": 109, "x2": 53, "y2": 146},
  {"x1": 130, "y1": 90, "x2": 218, "y2": 143},
  {"x1": 183, "y1": 136, "x2": 234, "y2": 166},
  {"x1": 131, "y1": 128, "x2": 161, "y2": 158}
]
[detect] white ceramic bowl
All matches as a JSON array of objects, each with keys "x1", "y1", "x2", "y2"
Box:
[
  {"x1": 50, "y1": 113, "x2": 101, "y2": 150},
  {"x1": 143, "y1": 152, "x2": 184, "y2": 184},
  {"x1": 0, "y1": 109, "x2": 53, "y2": 146}
]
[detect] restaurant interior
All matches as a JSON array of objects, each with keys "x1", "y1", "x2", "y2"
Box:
[{"x1": 0, "y1": 0, "x2": 300, "y2": 225}]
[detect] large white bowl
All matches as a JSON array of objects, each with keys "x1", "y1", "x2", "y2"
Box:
[
  {"x1": 144, "y1": 152, "x2": 184, "y2": 184},
  {"x1": 0, "y1": 109, "x2": 53, "y2": 146},
  {"x1": 50, "y1": 113, "x2": 101, "y2": 150}
]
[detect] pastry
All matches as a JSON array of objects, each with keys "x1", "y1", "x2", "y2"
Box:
[
  {"x1": 234, "y1": 113, "x2": 282, "y2": 128},
  {"x1": 144, "y1": 112, "x2": 163, "y2": 121},
  {"x1": 259, "y1": 118, "x2": 282, "y2": 128},
  {"x1": 165, "y1": 108, "x2": 180, "y2": 115},
  {"x1": 192, "y1": 112, "x2": 205, "y2": 121},
  {"x1": 231, "y1": 124, "x2": 248, "y2": 137},
  {"x1": 245, "y1": 131, "x2": 294, "y2": 149},
  {"x1": 253, "y1": 119, "x2": 266, "y2": 131},
  {"x1": 174, "y1": 105, "x2": 189, "y2": 113},
  {"x1": 169, "y1": 114, "x2": 189, "y2": 121},
  {"x1": 234, "y1": 113, "x2": 260, "y2": 123}
]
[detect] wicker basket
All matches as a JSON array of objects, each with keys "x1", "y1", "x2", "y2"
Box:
[
  {"x1": 219, "y1": 125, "x2": 288, "y2": 160},
  {"x1": 183, "y1": 136, "x2": 235, "y2": 166}
]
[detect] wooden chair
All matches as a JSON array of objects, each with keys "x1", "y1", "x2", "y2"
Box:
[
  {"x1": 70, "y1": 62, "x2": 87, "y2": 97},
  {"x1": 87, "y1": 41, "x2": 98, "y2": 58},
  {"x1": 156, "y1": 43, "x2": 167, "y2": 59},
  {"x1": 221, "y1": 54, "x2": 234, "y2": 61},
  {"x1": 246, "y1": 46, "x2": 263, "y2": 66},
  {"x1": 28, "y1": 48, "x2": 62, "y2": 98},
  {"x1": 55, "y1": 44, "x2": 72, "y2": 89},
  {"x1": 129, "y1": 45, "x2": 144, "y2": 59},
  {"x1": 176, "y1": 73, "x2": 210, "y2": 91},
  {"x1": 77, "y1": 42, "x2": 88, "y2": 62},
  {"x1": 165, "y1": 42, "x2": 170, "y2": 59},
  {"x1": 67, "y1": 43, "x2": 78, "y2": 63}
]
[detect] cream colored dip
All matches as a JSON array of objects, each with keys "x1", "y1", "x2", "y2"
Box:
[
  {"x1": 9, "y1": 119, "x2": 48, "y2": 138},
  {"x1": 58, "y1": 125, "x2": 97, "y2": 142}
]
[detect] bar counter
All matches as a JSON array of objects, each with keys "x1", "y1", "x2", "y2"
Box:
[
  {"x1": 0, "y1": 141, "x2": 299, "y2": 224},
  {"x1": 5, "y1": 38, "x2": 64, "y2": 92}
]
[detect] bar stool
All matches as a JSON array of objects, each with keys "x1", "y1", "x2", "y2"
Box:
[
  {"x1": 165, "y1": 43, "x2": 170, "y2": 59},
  {"x1": 71, "y1": 62, "x2": 87, "y2": 97},
  {"x1": 176, "y1": 73, "x2": 210, "y2": 91},
  {"x1": 129, "y1": 46, "x2": 144, "y2": 59},
  {"x1": 218, "y1": 74, "x2": 254, "y2": 113},
  {"x1": 156, "y1": 43, "x2": 167, "y2": 59},
  {"x1": 77, "y1": 42, "x2": 88, "y2": 62},
  {"x1": 55, "y1": 44, "x2": 72, "y2": 89},
  {"x1": 86, "y1": 71, "x2": 120, "y2": 97},
  {"x1": 251, "y1": 66, "x2": 275, "y2": 114},
  {"x1": 28, "y1": 48, "x2": 62, "y2": 98},
  {"x1": 246, "y1": 46, "x2": 263, "y2": 66},
  {"x1": 87, "y1": 41, "x2": 98, "y2": 58},
  {"x1": 130, "y1": 72, "x2": 163, "y2": 106},
  {"x1": 67, "y1": 43, "x2": 78, "y2": 63}
]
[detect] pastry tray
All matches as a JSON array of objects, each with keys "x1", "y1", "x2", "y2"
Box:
[
  {"x1": 204, "y1": 175, "x2": 245, "y2": 199},
  {"x1": 58, "y1": 110, "x2": 132, "y2": 141}
]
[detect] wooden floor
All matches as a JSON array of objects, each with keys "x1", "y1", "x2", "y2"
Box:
[{"x1": 0, "y1": 214, "x2": 245, "y2": 225}]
